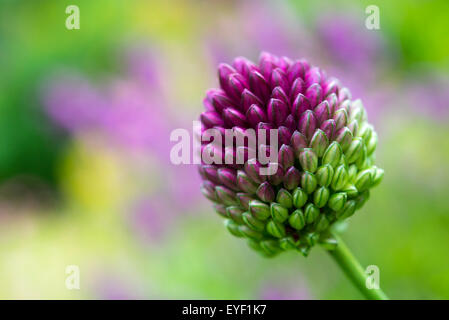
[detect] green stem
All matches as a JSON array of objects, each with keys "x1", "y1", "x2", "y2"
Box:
[{"x1": 325, "y1": 233, "x2": 389, "y2": 300}]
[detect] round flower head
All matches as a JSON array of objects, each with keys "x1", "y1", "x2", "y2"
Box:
[{"x1": 198, "y1": 52, "x2": 383, "y2": 257}]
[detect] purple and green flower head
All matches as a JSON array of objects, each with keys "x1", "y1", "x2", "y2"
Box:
[{"x1": 198, "y1": 52, "x2": 383, "y2": 258}]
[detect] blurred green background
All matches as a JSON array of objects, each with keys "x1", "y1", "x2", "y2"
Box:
[{"x1": 0, "y1": 0, "x2": 448, "y2": 299}]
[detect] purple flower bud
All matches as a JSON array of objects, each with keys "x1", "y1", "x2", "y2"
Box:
[
  {"x1": 278, "y1": 144, "x2": 295, "y2": 169},
  {"x1": 267, "y1": 164, "x2": 284, "y2": 186},
  {"x1": 259, "y1": 52, "x2": 277, "y2": 79},
  {"x1": 241, "y1": 89, "x2": 263, "y2": 112},
  {"x1": 290, "y1": 130, "x2": 308, "y2": 156},
  {"x1": 200, "y1": 165, "x2": 220, "y2": 184},
  {"x1": 335, "y1": 127, "x2": 353, "y2": 152},
  {"x1": 214, "y1": 204, "x2": 228, "y2": 218},
  {"x1": 246, "y1": 104, "x2": 267, "y2": 128},
  {"x1": 201, "y1": 181, "x2": 217, "y2": 202},
  {"x1": 249, "y1": 70, "x2": 271, "y2": 101},
  {"x1": 305, "y1": 67, "x2": 322, "y2": 87},
  {"x1": 338, "y1": 87, "x2": 352, "y2": 103},
  {"x1": 200, "y1": 111, "x2": 225, "y2": 128},
  {"x1": 283, "y1": 167, "x2": 301, "y2": 190},
  {"x1": 320, "y1": 119, "x2": 336, "y2": 140},
  {"x1": 287, "y1": 60, "x2": 308, "y2": 83},
  {"x1": 278, "y1": 125, "x2": 293, "y2": 145},
  {"x1": 227, "y1": 73, "x2": 248, "y2": 102},
  {"x1": 223, "y1": 107, "x2": 248, "y2": 128},
  {"x1": 206, "y1": 89, "x2": 235, "y2": 114},
  {"x1": 232, "y1": 56, "x2": 257, "y2": 79},
  {"x1": 326, "y1": 93, "x2": 338, "y2": 114},
  {"x1": 298, "y1": 110, "x2": 317, "y2": 139},
  {"x1": 271, "y1": 68, "x2": 289, "y2": 94},
  {"x1": 290, "y1": 78, "x2": 306, "y2": 102},
  {"x1": 292, "y1": 93, "x2": 311, "y2": 119},
  {"x1": 284, "y1": 115, "x2": 296, "y2": 132},
  {"x1": 244, "y1": 158, "x2": 266, "y2": 184},
  {"x1": 215, "y1": 186, "x2": 238, "y2": 206},
  {"x1": 272, "y1": 86, "x2": 289, "y2": 105},
  {"x1": 218, "y1": 168, "x2": 238, "y2": 191},
  {"x1": 267, "y1": 98, "x2": 289, "y2": 126},
  {"x1": 322, "y1": 77, "x2": 340, "y2": 97},
  {"x1": 218, "y1": 63, "x2": 236, "y2": 91},
  {"x1": 257, "y1": 181, "x2": 275, "y2": 203},
  {"x1": 314, "y1": 100, "x2": 331, "y2": 125},
  {"x1": 305, "y1": 83, "x2": 322, "y2": 108}
]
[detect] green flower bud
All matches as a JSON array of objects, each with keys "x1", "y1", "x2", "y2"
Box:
[
  {"x1": 355, "y1": 144, "x2": 368, "y2": 169},
  {"x1": 224, "y1": 219, "x2": 243, "y2": 237},
  {"x1": 355, "y1": 169, "x2": 374, "y2": 192},
  {"x1": 304, "y1": 232, "x2": 319, "y2": 246},
  {"x1": 226, "y1": 206, "x2": 245, "y2": 224},
  {"x1": 238, "y1": 225, "x2": 263, "y2": 240},
  {"x1": 249, "y1": 200, "x2": 271, "y2": 220},
  {"x1": 279, "y1": 236, "x2": 297, "y2": 250},
  {"x1": 316, "y1": 164, "x2": 334, "y2": 187},
  {"x1": 301, "y1": 171, "x2": 318, "y2": 194},
  {"x1": 349, "y1": 99, "x2": 364, "y2": 123},
  {"x1": 345, "y1": 137, "x2": 364, "y2": 164},
  {"x1": 336, "y1": 200, "x2": 356, "y2": 220},
  {"x1": 315, "y1": 214, "x2": 330, "y2": 232},
  {"x1": 276, "y1": 188, "x2": 293, "y2": 209},
  {"x1": 347, "y1": 120, "x2": 359, "y2": 136},
  {"x1": 328, "y1": 192, "x2": 347, "y2": 211},
  {"x1": 355, "y1": 190, "x2": 370, "y2": 210},
  {"x1": 331, "y1": 165, "x2": 349, "y2": 190},
  {"x1": 310, "y1": 129, "x2": 329, "y2": 157},
  {"x1": 304, "y1": 203, "x2": 320, "y2": 224},
  {"x1": 358, "y1": 123, "x2": 373, "y2": 143},
  {"x1": 298, "y1": 245, "x2": 311, "y2": 257},
  {"x1": 299, "y1": 148, "x2": 318, "y2": 173},
  {"x1": 289, "y1": 209, "x2": 305, "y2": 230},
  {"x1": 342, "y1": 184, "x2": 359, "y2": 198},
  {"x1": 347, "y1": 164, "x2": 358, "y2": 183},
  {"x1": 260, "y1": 240, "x2": 281, "y2": 256},
  {"x1": 292, "y1": 187, "x2": 308, "y2": 208},
  {"x1": 266, "y1": 219, "x2": 286, "y2": 238},
  {"x1": 322, "y1": 141, "x2": 342, "y2": 168},
  {"x1": 371, "y1": 166, "x2": 384, "y2": 187},
  {"x1": 367, "y1": 131, "x2": 378, "y2": 156},
  {"x1": 242, "y1": 212, "x2": 265, "y2": 232},
  {"x1": 313, "y1": 186, "x2": 330, "y2": 208},
  {"x1": 247, "y1": 238, "x2": 262, "y2": 252},
  {"x1": 271, "y1": 203, "x2": 289, "y2": 223}
]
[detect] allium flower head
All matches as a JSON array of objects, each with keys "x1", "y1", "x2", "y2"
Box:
[{"x1": 198, "y1": 52, "x2": 383, "y2": 257}]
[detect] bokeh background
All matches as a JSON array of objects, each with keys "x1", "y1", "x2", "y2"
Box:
[{"x1": 0, "y1": 0, "x2": 448, "y2": 299}]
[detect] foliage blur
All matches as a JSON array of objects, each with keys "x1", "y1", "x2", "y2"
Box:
[{"x1": 0, "y1": 0, "x2": 448, "y2": 299}]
